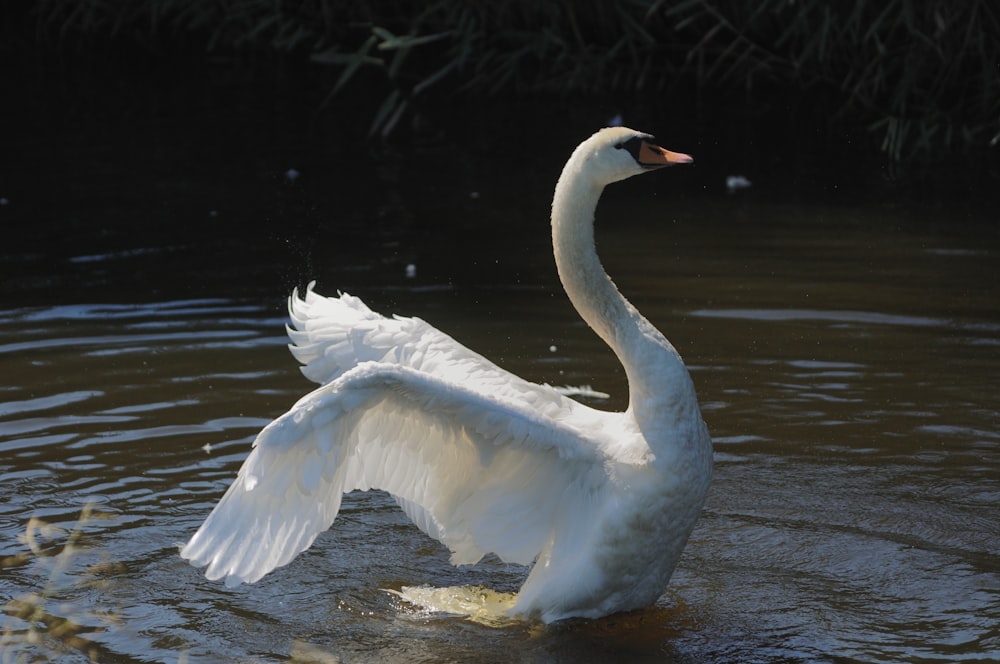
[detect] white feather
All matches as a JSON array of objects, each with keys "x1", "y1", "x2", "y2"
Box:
[{"x1": 181, "y1": 127, "x2": 713, "y2": 622}]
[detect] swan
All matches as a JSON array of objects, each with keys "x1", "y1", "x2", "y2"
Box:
[{"x1": 180, "y1": 126, "x2": 713, "y2": 623}]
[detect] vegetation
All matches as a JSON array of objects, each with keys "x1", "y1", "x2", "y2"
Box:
[
  {"x1": 1, "y1": 504, "x2": 121, "y2": 663},
  {"x1": 24, "y1": 0, "x2": 1000, "y2": 165}
]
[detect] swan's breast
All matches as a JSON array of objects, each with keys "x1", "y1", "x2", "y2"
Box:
[{"x1": 589, "y1": 456, "x2": 711, "y2": 601}]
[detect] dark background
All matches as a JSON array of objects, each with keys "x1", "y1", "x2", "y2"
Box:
[{"x1": 2, "y1": 0, "x2": 998, "y2": 307}]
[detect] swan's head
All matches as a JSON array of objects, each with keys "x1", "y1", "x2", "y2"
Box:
[{"x1": 574, "y1": 126, "x2": 693, "y2": 186}]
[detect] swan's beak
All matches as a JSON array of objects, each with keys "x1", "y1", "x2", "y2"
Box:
[{"x1": 639, "y1": 142, "x2": 693, "y2": 168}]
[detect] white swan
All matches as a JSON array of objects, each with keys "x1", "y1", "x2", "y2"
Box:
[{"x1": 181, "y1": 127, "x2": 712, "y2": 623}]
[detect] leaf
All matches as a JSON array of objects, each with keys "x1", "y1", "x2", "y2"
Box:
[{"x1": 311, "y1": 35, "x2": 384, "y2": 97}]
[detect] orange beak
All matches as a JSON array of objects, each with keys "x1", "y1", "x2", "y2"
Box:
[{"x1": 639, "y1": 141, "x2": 693, "y2": 167}]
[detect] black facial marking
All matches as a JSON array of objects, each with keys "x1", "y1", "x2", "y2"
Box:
[{"x1": 619, "y1": 135, "x2": 653, "y2": 163}]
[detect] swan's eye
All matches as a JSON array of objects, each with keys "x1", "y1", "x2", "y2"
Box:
[
  {"x1": 614, "y1": 136, "x2": 644, "y2": 150},
  {"x1": 619, "y1": 136, "x2": 646, "y2": 161}
]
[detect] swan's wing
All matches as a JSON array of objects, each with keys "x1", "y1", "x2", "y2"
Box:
[
  {"x1": 180, "y1": 361, "x2": 611, "y2": 587},
  {"x1": 286, "y1": 284, "x2": 588, "y2": 418},
  {"x1": 285, "y1": 283, "x2": 395, "y2": 385}
]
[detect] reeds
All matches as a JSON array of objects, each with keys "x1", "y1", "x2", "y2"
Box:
[
  {"x1": 27, "y1": 0, "x2": 1000, "y2": 164},
  {"x1": 1, "y1": 503, "x2": 120, "y2": 663},
  {"x1": 663, "y1": 0, "x2": 1000, "y2": 164}
]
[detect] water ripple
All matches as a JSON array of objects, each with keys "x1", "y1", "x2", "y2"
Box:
[
  {"x1": 689, "y1": 308, "x2": 1000, "y2": 335},
  {"x1": 0, "y1": 278, "x2": 997, "y2": 663}
]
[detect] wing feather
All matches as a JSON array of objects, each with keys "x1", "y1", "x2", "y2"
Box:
[
  {"x1": 181, "y1": 361, "x2": 610, "y2": 586},
  {"x1": 285, "y1": 285, "x2": 592, "y2": 424}
]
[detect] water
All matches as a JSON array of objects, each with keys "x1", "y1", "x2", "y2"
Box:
[{"x1": 2, "y1": 69, "x2": 999, "y2": 662}]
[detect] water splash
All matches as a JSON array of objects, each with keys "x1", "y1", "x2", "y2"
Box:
[{"x1": 388, "y1": 585, "x2": 519, "y2": 626}]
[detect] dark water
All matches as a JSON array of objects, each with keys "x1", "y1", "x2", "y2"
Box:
[{"x1": 1, "y1": 66, "x2": 999, "y2": 662}]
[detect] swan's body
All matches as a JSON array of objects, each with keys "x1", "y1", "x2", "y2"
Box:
[{"x1": 181, "y1": 127, "x2": 712, "y2": 622}]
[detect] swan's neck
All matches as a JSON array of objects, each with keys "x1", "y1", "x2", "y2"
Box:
[{"x1": 551, "y1": 166, "x2": 702, "y2": 449}]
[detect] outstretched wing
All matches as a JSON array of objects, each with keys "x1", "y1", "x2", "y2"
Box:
[
  {"x1": 180, "y1": 361, "x2": 613, "y2": 587},
  {"x1": 286, "y1": 284, "x2": 590, "y2": 419}
]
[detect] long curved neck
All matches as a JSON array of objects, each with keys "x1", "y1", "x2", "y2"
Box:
[{"x1": 551, "y1": 162, "x2": 699, "y2": 436}]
